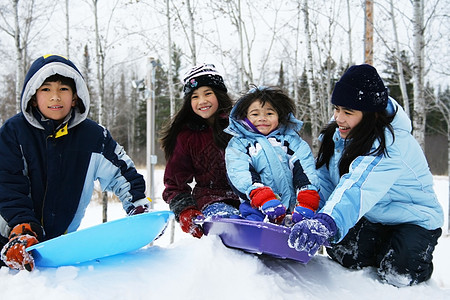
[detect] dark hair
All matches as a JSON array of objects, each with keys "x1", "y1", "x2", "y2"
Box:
[
  {"x1": 316, "y1": 109, "x2": 396, "y2": 176},
  {"x1": 28, "y1": 74, "x2": 86, "y2": 113},
  {"x1": 233, "y1": 85, "x2": 296, "y2": 126},
  {"x1": 45, "y1": 74, "x2": 77, "y2": 92},
  {"x1": 159, "y1": 87, "x2": 233, "y2": 160}
]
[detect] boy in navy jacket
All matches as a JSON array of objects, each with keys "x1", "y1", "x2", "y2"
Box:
[{"x1": 0, "y1": 55, "x2": 150, "y2": 271}]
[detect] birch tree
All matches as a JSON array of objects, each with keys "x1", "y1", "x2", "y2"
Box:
[
  {"x1": 302, "y1": 0, "x2": 320, "y2": 153},
  {"x1": 218, "y1": 0, "x2": 255, "y2": 89},
  {"x1": 0, "y1": 0, "x2": 44, "y2": 112},
  {"x1": 172, "y1": 0, "x2": 198, "y2": 65},
  {"x1": 167, "y1": 0, "x2": 175, "y2": 117},
  {"x1": 346, "y1": 0, "x2": 353, "y2": 64},
  {"x1": 389, "y1": 0, "x2": 410, "y2": 117},
  {"x1": 412, "y1": 0, "x2": 426, "y2": 150},
  {"x1": 64, "y1": 0, "x2": 70, "y2": 57},
  {"x1": 186, "y1": 0, "x2": 197, "y2": 65}
]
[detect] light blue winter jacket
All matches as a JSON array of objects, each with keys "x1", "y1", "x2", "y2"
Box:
[
  {"x1": 225, "y1": 108, "x2": 319, "y2": 212},
  {"x1": 318, "y1": 98, "x2": 444, "y2": 242}
]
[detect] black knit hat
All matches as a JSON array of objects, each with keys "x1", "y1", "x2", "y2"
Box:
[
  {"x1": 182, "y1": 64, "x2": 227, "y2": 95},
  {"x1": 331, "y1": 64, "x2": 388, "y2": 112}
]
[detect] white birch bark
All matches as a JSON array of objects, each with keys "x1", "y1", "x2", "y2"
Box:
[
  {"x1": 302, "y1": 0, "x2": 319, "y2": 153},
  {"x1": 346, "y1": 0, "x2": 353, "y2": 65},
  {"x1": 412, "y1": 0, "x2": 426, "y2": 150},
  {"x1": 167, "y1": 0, "x2": 175, "y2": 118},
  {"x1": 65, "y1": 0, "x2": 70, "y2": 58},
  {"x1": 186, "y1": 0, "x2": 197, "y2": 65},
  {"x1": 13, "y1": 0, "x2": 23, "y2": 113},
  {"x1": 390, "y1": 0, "x2": 410, "y2": 117}
]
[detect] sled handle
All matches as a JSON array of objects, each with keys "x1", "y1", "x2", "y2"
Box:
[{"x1": 193, "y1": 216, "x2": 205, "y2": 226}]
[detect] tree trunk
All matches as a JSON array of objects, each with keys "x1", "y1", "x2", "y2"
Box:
[
  {"x1": 364, "y1": 0, "x2": 374, "y2": 65},
  {"x1": 186, "y1": 0, "x2": 197, "y2": 65},
  {"x1": 93, "y1": 0, "x2": 108, "y2": 221},
  {"x1": 346, "y1": 0, "x2": 353, "y2": 65},
  {"x1": 302, "y1": 0, "x2": 319, "y2": 153},
  {"x1": 293, "y1": 3, "x2": 301, "y2": 111},
  {"x1": 238, "y1": 0, "x2": 245, "y2": 90},
  {"x1": 13, "y1": 0, "x2": 23, "y2": 113},
  {"x1": 412, "y1": 0, "x2": 426, "y2": 150},
  {"x1": 65, "y1": 0, "x2": 70, "y2": 57},
  {"x1": 167, "y1": 0, "x2": 175, "y2": 118},
  {"x1": 390, "y1": 0, "x2": 410, "y2": 117}
]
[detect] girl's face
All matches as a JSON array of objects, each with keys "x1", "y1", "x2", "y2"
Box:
[
  {"x1": 33, "y1": 81, "x2": 77, "y2": 123},
  {"x1": 333, "y1": 105, "x2": 363, "y2": 138},
  {"x1": 191, "y1": 86, "x2": 219, "y2": 124},
  {"x1": 246, "y1": 100, "x2": 279, "y2": 135}
]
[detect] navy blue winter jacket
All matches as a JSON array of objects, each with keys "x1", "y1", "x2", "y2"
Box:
[{"x1": 0, "y1": 55, "x2": 146, "y2": 241}]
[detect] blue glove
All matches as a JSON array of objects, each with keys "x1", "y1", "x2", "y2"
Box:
[
  {"x1": 288, "y1": 213, "x2": 337, "y2": 257},
  {"x1": 249, "y1": 186, "x2": 286, "y2": 224},
  {"x1": 261, "y1": 199, "x2": 286, "y2": 224},
  {"x1": 292, "y1": 206, "x2": 314, "y2": 223},
  {"x1": 239, "y1": 202, "x2": 265, "y2": 221}
]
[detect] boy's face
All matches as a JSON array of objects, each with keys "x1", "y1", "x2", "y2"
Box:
[
  {"x1": 246, "y1": 100, "x2": 279, "y2": 135},
  {"x1": 33, "y1": 81, "x2": 77, "y2": 123}
]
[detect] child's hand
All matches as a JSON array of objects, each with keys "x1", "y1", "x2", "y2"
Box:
[
  {"x1": 1, "y1": 223, "x2": 40, "y2": 271},
  {"x1": 250, "y1": 187, "x2": 286, "y2": 224},
  {"x1": 179, "y1": 208, "x2": 204, "y2": 238},
  {"x1": 293, "y1": 189, "x2": 320, "y2": 223},
  {"x1": 288, "y1": 213, "x2": 337, "y2": 257},
  {"x1": 261, "y1": 200, "x2": 287, "y2": 224},
  {"x1": 292, "y1": 206, "x2": 314, "y2": 223},
  {"x1": 127, "y1": 198, "x2": 152, "y2": 216}
]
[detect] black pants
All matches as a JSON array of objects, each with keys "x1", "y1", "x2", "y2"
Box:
[{"x1": 326, "y1": 218, "x2": 442, "y2": 287}]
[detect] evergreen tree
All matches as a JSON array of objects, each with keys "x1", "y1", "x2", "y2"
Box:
[{"x1": 277, "y1": 62, "x2": 285, "y2": 91}]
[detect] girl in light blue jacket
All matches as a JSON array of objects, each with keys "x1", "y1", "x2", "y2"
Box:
[
  {"x1": 225, "y1": 86, "x2": 320, "y2": 224},
  {"x1": 288, "y1": 64, "x2": 443, "y2": 287}
]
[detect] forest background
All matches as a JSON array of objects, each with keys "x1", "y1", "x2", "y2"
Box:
[{"x1": 0, "y1": 0, "x2": 448, "y2": 176}]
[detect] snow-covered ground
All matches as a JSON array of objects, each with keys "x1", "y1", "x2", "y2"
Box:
[{"x1": 0, "y1": 169, "x2": 448, "y2": 300}]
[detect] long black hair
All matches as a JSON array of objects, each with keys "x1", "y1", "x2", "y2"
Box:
[
  {"x1": 159, "y1": 87, "x2": 233, "y2": 160},
  {"x1": 316, "y1": 109, "x2": 396, "y2": 176}
]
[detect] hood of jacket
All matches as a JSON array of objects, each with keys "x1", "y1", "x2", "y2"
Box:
[
  {"x1": 21, "y1": 54, "x2": 90, "y2": 130},
  {"x1": 225, "y1": 97, "x2": 303, "y2": 139}
]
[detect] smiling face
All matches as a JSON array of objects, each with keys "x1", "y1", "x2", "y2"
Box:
[
  {"x1": 246, "y1": 100, "x2": 279, "y2": 135},
  {"x1": 333, "y1": 105, "x2": 363, "y2": 138},
  {"x1": 190, "y1": 86, "x2": 219, "y2": 125},
  {"x1": 33, "y1": 81, "x2": 77, "y2": 123}
]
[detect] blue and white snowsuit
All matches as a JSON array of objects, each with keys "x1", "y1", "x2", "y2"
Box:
[
  {"x1": 318, "y1": 98, "x2": 443, "y2": 241},
  {"x1": 225, "y1": 104, "x2": 319, "y2": 213},
  {"x1": 318, "y1": 98, "x2": 443, "y2": 286},
  {"x1": 0, "y1": 55, "x2": 146, "y2": 243}
]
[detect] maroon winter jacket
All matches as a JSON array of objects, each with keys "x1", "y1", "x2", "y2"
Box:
[{"x1": 162, "y1": 124, "x2": 239, "y2": 219}]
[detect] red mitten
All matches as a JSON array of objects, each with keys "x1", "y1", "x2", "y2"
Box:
[
  {"x1": 292, "y1": 190, "x2": 320, "y2": 223},
  {"x1": 249, "y1": 186, "x2": 277, "y2": 208},
  {"x1": 250, "y1": 187, "x2": 286, "y2": 224},
  {"x1": 1, "y1": 223, "x2": 39, "y2": 271},
  {"x1": 179, "y1": 208, "x2": 204, "y2": 238}
]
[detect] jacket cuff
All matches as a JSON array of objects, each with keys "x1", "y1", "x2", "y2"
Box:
[{"x1": 169, "y1": 193, "x2": 197, "y2": 221}]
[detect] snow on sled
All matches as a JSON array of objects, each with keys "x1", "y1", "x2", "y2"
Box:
[
  {"x1": 201, "y1": 216, "x2": 312, "y2": 264},
  {"x1": 26, "y1": 210, "x2": 174, "y2": 268}
]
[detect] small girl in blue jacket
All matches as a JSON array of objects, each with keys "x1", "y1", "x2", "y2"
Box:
[
  {"x1": 288, "y1": 64, "x2": 443, "y2": 287},
  {"x1": 225, "y1": 86, "x2": 320, "y2": 224}
]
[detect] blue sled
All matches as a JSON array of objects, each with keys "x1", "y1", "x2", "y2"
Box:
[{"x1": 27, "y1": 210, "x2": 174, "y2": 268}]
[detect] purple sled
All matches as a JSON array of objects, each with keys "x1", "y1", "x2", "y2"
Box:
[{"x1": 201, "y1": 217, "x2": 312, "y2": 264}]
